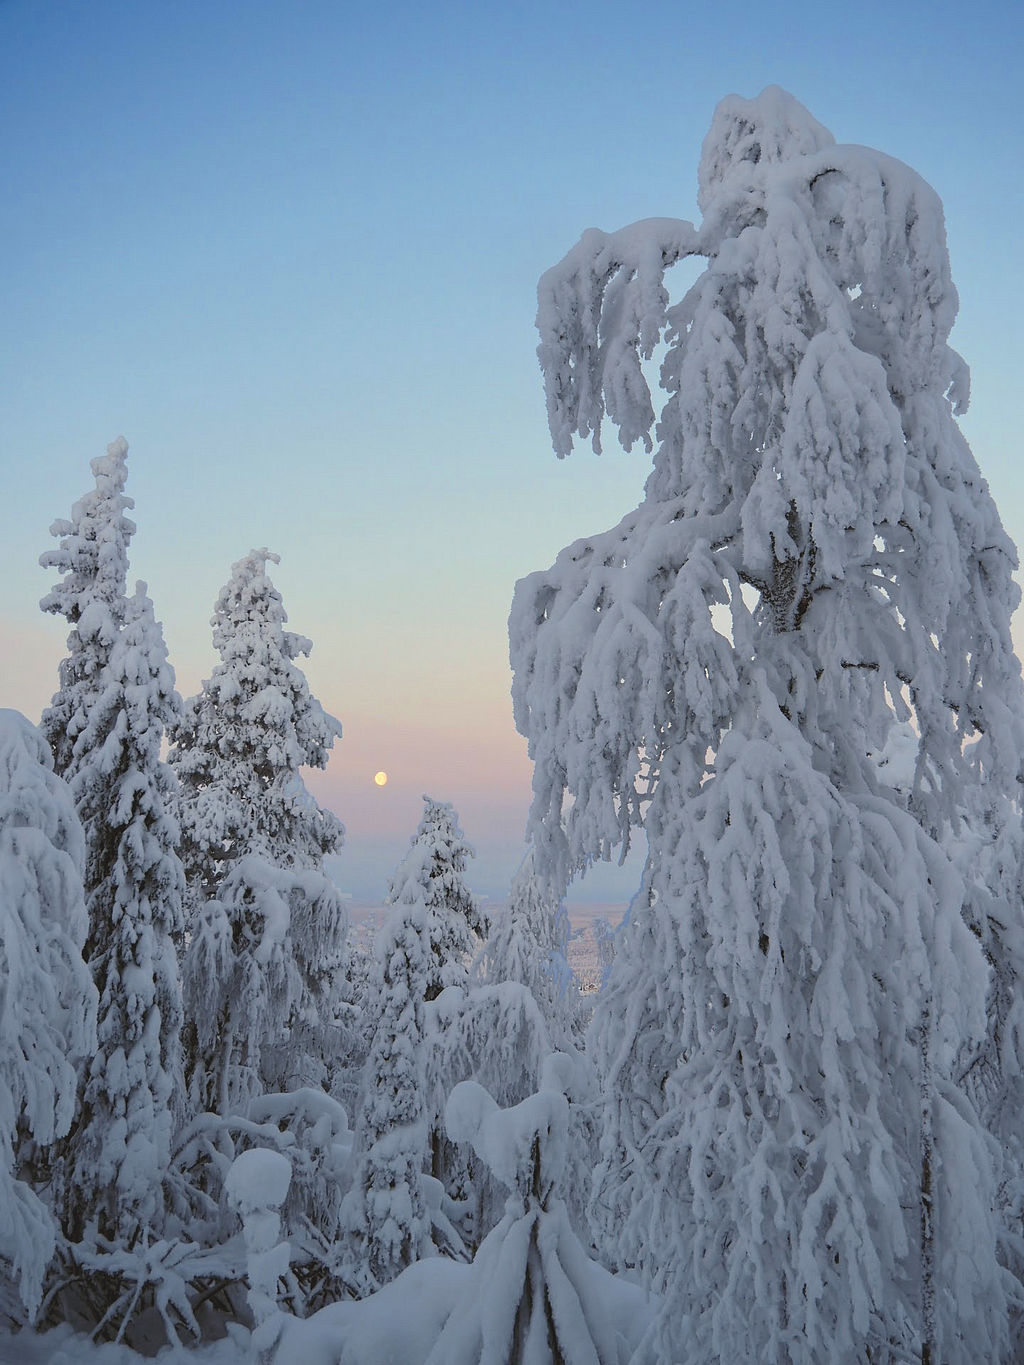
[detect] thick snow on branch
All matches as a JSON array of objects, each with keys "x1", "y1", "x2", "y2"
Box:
[
  {"x1": 0, "y1": 711, "x2": 96, "y2": 1317},
  {"x1": 170, "y1": 550, "x2": 347, "y2": 1113},
  {"x1": 514, "y1": 83, "x2": 1022, "y2": 885},
  {"x1": 56, "y1": 584, "x2": 187, "y2": 1246},
  {"x1": 39, "y1": 437, "x2": 135, "y2": 781},
  {"x1": 514, "y1": 85, "x2": 1024, "y2": 1364},
  {"x1": 538, "y1": 218, "x2": 700, "y2": 457}
]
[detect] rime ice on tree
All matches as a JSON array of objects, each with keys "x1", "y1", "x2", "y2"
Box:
[
  {"x1": 169, "y1": 549, "x2": 347, "y2": 1113},
  {"x1": 511, "y1": 86, "x2": 1024, "y2": 1364},
  {"x1": 341, "y1": 881, "x2": 433, "y2": 1292},
  {"x1": 0, "y1": 711, "x2": 96, "y2": 1318},
  {"x1": 55, "y1": 583, "x2": 187, "y2": 1245},
  {"x1": 39, "y1": 437, "x2": 135, "y2": 781},
  {"x1": 483, "y1": 849, "x2": 578, "y2": 1049}
]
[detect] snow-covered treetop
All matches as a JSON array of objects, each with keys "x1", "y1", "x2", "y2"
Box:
[
  {"x1": 169, "y1": 548, "x2": 343, "y2": 877},
  {"x1": 514, "y1": 86, "x2": 1023, "y2": 886},
  {"x1": 40, "y1": 436, "x2": 135, "y2": 627},
  {"x1": 386, "y1": 798, "x2": 484, "y2": 1001},
  {"x1": 207, "y1": 548, "x2": 341, "y2": 780},
  {"x1": 695, "y1": 84, "x2": 834, "y2": 211},
  {"x1": 483, "y1": 849, "x2": 578, "y2": 1047},
  {"x1": 39, "y1": 437, "x2": 136, "y2": 776}
]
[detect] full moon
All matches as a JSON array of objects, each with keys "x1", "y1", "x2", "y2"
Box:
[{"x1": 374, "y1": 771, "x2": 388, "y2": 787}]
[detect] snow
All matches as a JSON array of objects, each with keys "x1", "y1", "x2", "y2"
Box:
[
  {"x1": 4, "y1": 82, "x2": 1023, "y2": 1365},
  {"x1": 514, "y1": 83, "x2": 1024, "y2": 1363},
  {"x1": 0, "y1": 1326, "x2": 252, "y2": 1365},
  {"x1": 169, "y1": 548, "x2": 347, "y2": 1115},
  {"x1": 0, "y1": 710, "x2": 96, "y2": 1316},
  {"x1": 224, "y1": 1149, "x2": 291, "y2": 1216}
]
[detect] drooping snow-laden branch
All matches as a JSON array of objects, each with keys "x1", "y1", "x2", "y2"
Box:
[
  {"x1": 517, "y1": 91, "x2": 1024, "y2": 892},
  {"x1": 537, "y1": 218, "x2": 701, "y2": 457}
]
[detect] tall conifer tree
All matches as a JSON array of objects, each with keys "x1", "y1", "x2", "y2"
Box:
[
  {"x1": 169, "y1": 549, "x2": 346, "y2": 1113},
  {"x1": 40, "y1": 442, "x2": 188, "y2": 1245},
  {"x1": 54, "y1": 584, "x2": 187, "y2": 1244}
]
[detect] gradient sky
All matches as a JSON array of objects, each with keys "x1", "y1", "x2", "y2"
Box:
[{"x1": 1, "y1": 0, "x2": 1021, "y2": 902}]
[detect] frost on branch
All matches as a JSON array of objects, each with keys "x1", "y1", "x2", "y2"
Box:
[
  {"x1": 0, "y1": 711, "x2": 96, "y2": 1319},
  {"x1": 513, "y1": 85, "x2": 1024, "y2": 1364}
]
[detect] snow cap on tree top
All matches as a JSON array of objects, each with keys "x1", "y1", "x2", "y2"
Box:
[
  {"x1": 89, "y1": 433, "x2": 130, "y2": 485},
  {"x1": 698, "y1": 85, "x2": 835, "y2": 210},
  {"x1": 225, "y1": 1147, "x2": 292, "y2": 1216}
]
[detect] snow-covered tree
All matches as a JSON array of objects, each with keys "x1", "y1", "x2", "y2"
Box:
[
  {"x1": 470, "y1": 852, "x2": 592, "y2": 1241},
  {"x1": 510, "y1": 86, "x2": 1024, "y2": 1364},
  {"x1": 383, "y1": 798, "x2": 483, "y2": 1204},
  {"x1": 0, "y1": 711, "x2": 96, "y2": 1318},
  {"x1": 482, "y1": 849, "x2": 578, "y2": 1048},
  {"x1": 428, "y1": 1057, "x2": 637, "y2": 1365},
  {"x1": 341, "y1": 886, "x2": 433, "y2": 1293},
  {"x1": 55, "y1": 583, "x2": 187, "y2": 1246},
  {"x1": 39, "y1": 437, "x2": 134, "y2": 781},
  {"x1": 169, "y1": 549, "x2": 346, "y2": 1114},
  {"x1": 388, "y1": 798, "x2": 484, "y2": 1002}
]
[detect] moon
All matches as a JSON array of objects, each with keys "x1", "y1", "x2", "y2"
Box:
[{"x1": 374, "y1": 771, "x2": 388, "y2": 787}]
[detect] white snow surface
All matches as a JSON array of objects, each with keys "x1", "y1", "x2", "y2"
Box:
[{"x1": 224, "y1": 1148, "x2": 292, "y2": 1215}]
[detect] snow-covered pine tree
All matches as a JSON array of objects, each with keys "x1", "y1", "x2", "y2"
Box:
[
  {"x1": 0, "y1": 711, "x2": 96, "y2": 1319},
  {"x1": 386, "y1": 798, "x2": 484, "y2": 1205},
  {"x1": 389, "y1": 797, "x2": 484, "y2": 1002},
  {"x1": 168, "y1": 549, "x2": 346, "y2": 1114},
  {"x1": 54, "y1": 583, "x2": 187, "y2": 1247},
  {"x1": 482, "y1": 848, "x2": 578, "y2": 1049},
  {"x1": 341, "y1": 878, "x2": 433, "y2": 1294},
  {"x1": 510, "y1": 87, "x2": 1024, "y2": 1364},
  {"x1": 39, "y1": 437, "x2": 134, "y2": 781}
]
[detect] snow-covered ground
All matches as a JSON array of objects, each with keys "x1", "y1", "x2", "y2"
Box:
[{"x1": 1, "y1": 1254, "x2": 652, "y2": 1365}]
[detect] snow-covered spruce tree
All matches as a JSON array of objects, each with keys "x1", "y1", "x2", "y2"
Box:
[
  {"x1": 0, "y1": 712, "x2": 96, "y2": 1320},
  {"x1": 39, "y1": 437, "x2": 134, "y2": 781},
  {"x1": 391, "y1": 798, "x2": 484, "y2": 1204},
  {"x1": 341, "y1": 881, "x2": 433, "y2": 1294},
  {"x1": 168, "y1": 549, "x2": 346, "y2": 1115},
  {"x1": 54, "y1": 583, "x2": 188, "y2": 1247},
  {"x1": 510, "y1": 87, "x2": 1024, "y2": 1364},
  {"x1": 390, "y1": 797, "x2": 485, "y2": 1002},
  {"x1": 482, "y1": 847, "x2": 579, "y2": 1049}
]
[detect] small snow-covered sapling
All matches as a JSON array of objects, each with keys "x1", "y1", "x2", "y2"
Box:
[{"x1": 224, "y1": 1147, "x2": 292, "y2": 1363}]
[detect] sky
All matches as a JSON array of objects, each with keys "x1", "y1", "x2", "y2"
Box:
[{"x1": 1, "y1": 0, "x2": 1021, "y2": 903}]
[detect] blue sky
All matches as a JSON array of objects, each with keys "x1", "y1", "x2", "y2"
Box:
[{"x1": 1, "y1": 0, "x2": 1021, "y2": 901}]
